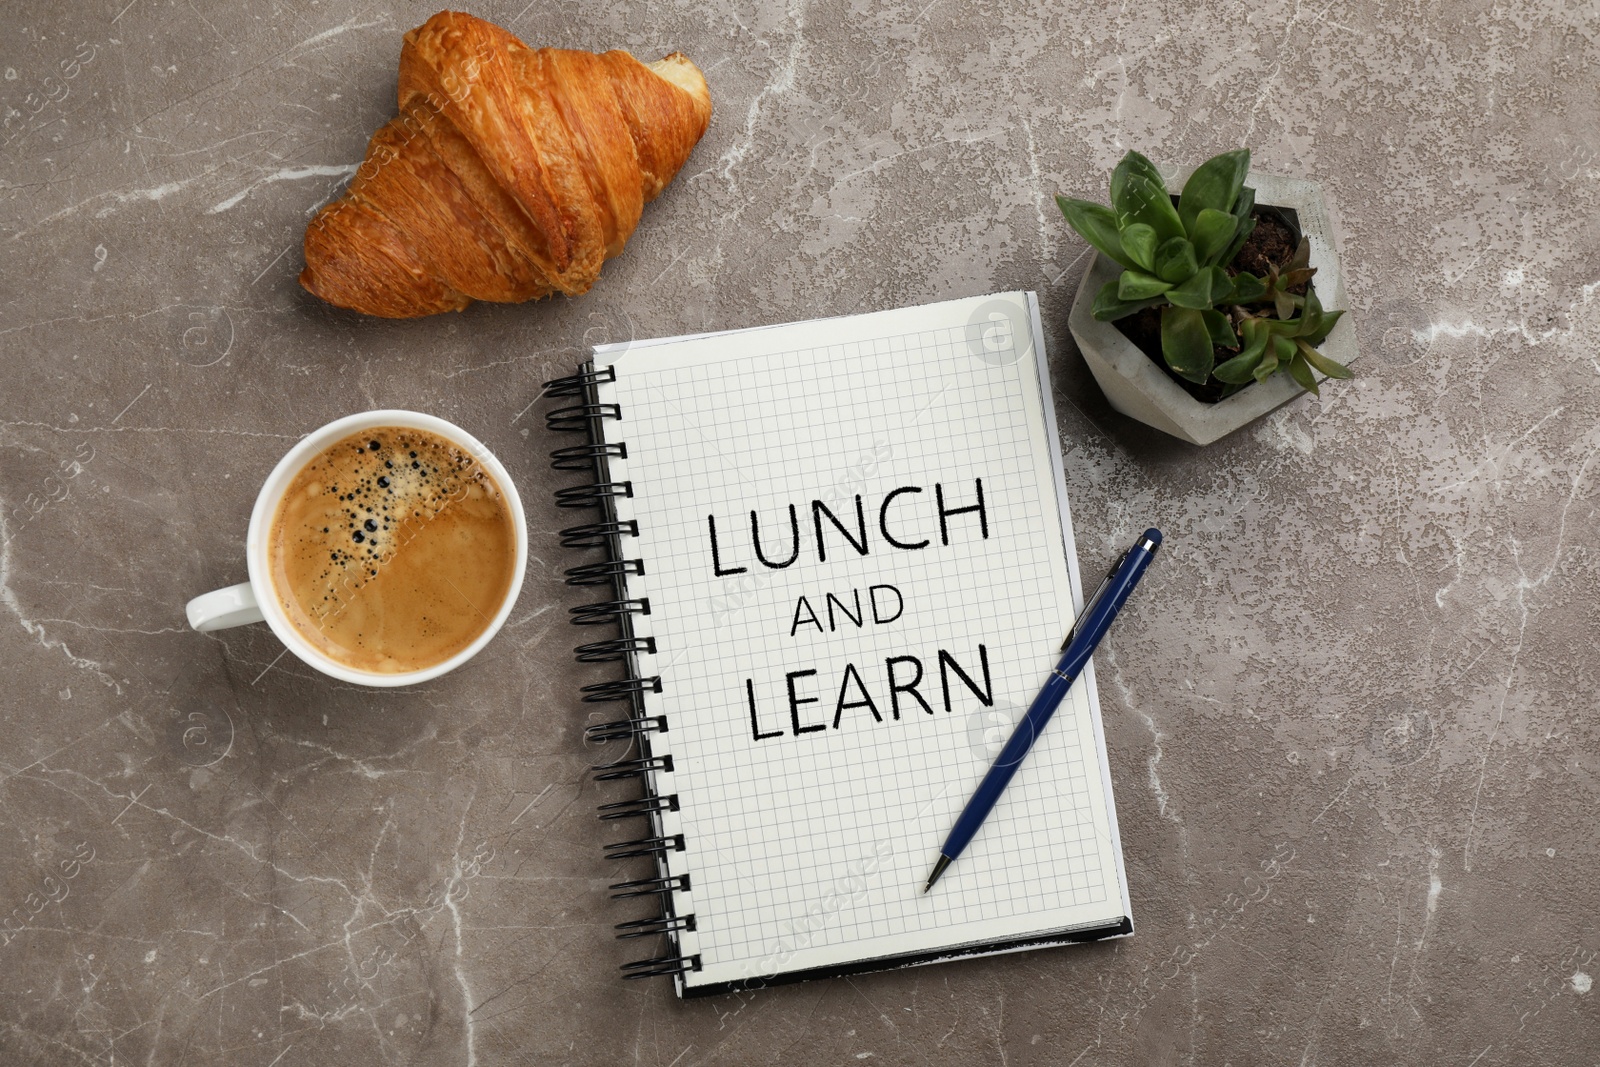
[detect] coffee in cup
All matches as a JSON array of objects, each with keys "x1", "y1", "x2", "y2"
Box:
[
  {"x1": 265, "y1": 426, "x2": 519, "y2": 674},
  {"x1": 186, "y1": 410, "x2": 526, "y2": 687}
]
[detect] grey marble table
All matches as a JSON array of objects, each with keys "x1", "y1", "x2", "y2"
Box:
[{"x1": 3, "y1": 1, "x2": 1597, "y2": 1064}]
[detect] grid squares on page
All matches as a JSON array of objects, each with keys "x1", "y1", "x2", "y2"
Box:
[{"x1": 609, "y1": 319, "x2": 1117, "y2": 973}]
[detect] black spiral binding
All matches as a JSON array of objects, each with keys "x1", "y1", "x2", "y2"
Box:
[
  {"x1": 609, "y1": 873, "x2": 689, "y2": 898},
  {"x1": 592, "y1": 754, "x2": 672, "y2": 782},
  {"x1": 545, "y1": 363, "x2": 702, "y2": 985},
  {"x1": 576, "y1": 636, "x2": 656, "y2": 663}
]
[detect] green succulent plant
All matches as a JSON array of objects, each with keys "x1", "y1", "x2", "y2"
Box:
[
  {"x1": 1215, "y1": 289, "x2": 1350, "y2": 395},
  {"x1": 1257, "y1": 235, "x2": 1316, "y2": 320},
  {"x1": 1055, "y1": 148, "x2": 1351, "y2": 395}
]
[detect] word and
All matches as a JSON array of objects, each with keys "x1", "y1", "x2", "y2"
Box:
[
  {"x1": 747, "y1": 643, "x2": 993, "y2": 741},
  {"x1": 0, "y1": 841, "x2": 95, "y2": 947},
  {"x1": 707, "y1": 478, "x2": 989, "y2": 577},
  {"x1": 789, "y1": 584, "x2": 902, "y2": 637}
]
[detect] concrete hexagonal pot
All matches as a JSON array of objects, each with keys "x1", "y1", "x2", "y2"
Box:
[{"x1": 1068, "y1": 169, "x2": 1359, "y2": 446}]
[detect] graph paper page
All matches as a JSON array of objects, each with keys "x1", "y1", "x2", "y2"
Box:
[{"x1": 595, "y1": 292, "x2": 1129, "y2": 989}]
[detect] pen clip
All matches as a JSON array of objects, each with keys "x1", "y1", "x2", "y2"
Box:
[{"x1": 1063, "y1": 551, "x2": 1127, "y2": 651}]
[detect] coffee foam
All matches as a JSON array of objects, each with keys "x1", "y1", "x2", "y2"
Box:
[{"x1": 268, "y1": 427, "x2": 517, "y2": 673}]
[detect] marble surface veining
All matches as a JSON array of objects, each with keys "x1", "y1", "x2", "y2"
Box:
[{"x1": 2, "y1": 0, "x2": 1598, "y2": 1064}]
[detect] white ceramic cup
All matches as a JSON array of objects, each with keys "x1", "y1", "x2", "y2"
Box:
[{"x1": 185, "y1": 410, "x2": 527, "y2": 687}]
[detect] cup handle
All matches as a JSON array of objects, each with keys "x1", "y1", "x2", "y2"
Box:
[{"x1": 186, "y1": 582, "x2": 265, "y2": 632}]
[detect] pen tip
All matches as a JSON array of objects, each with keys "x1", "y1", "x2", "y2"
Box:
[{"x1": 923, "y1": 854, "x2": 952, "y2": 894}]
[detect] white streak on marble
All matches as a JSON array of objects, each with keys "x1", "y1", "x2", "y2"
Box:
[
  {"x1": 0, "y1": 718, "x2": 121, "y2": 790},
  {"x1": 1413, "y1": 320, "x2": 1493, "y2": 343},
  {"x1": 718, "y1": 0, "x2": 809, "y2": 190},
  {"x1": 28, "y1": 617, "x2": 186, "y2": 636},
  {"x1": 0, "y1": 509, "x2": 122, "y2": 692},
  {"x1": 1418, "y1": 847, "x2": 1442, "y2": 952},
  {"x1": 195, "y1": 922, "x2": 401, "y2": 1001},
  {"x1": 446, "y1": 789, "x2": 480, "y2": 1067},
  {"x1": 277, "y1": 726, "x2": 439, "y2": 781},
  {"x1": 1136, "y1": 705, "x2": 1176, "y2": 827},
  {"x1": 1459, "y1": 430, "x2": 1593, "y2": 866},
  {"x1": 1434, "y1": 407, "x2": 1564, "y2": 494},
  {"x1": 1254, "y1": 411, "x2": 1316, "y2": 454},
  {"x1": 206, "y1": 164, "x2": 360, "y2": 214},
  {"x1": 0, "y1": 419, "x2": 298, "y2": 440},
  {"x1": 9, "y1": 170, "x2": 224, "y2": 241},
  {"x1": 286, "y1": 16, "x2": 393, "y2": 57},
  {"x1": 223, "y1": 883, "x2": 312, "y2": 933},
  {"x1": 1020, "y1": 120, "x2": 1051, "y2": 265},
  {"x1": 1100, "y1": 648, "x2": 1185, "y2": 851}
]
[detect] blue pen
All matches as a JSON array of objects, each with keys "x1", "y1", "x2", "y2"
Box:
[{"x1": 923, "y1": 528, "x2": 1163, "y2": 893}]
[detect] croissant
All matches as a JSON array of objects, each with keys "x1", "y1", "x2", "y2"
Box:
[{"x1": 300, "y1": 11, "x2": 712, "y2": 318}]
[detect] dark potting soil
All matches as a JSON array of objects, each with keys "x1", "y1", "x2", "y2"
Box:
[
  {"x1": 1114, "y1": 206, "x2": 1311, "y2": 404},
  {"x1": 1230, "y1": 208, "x2": 1303, "y2": 282}
]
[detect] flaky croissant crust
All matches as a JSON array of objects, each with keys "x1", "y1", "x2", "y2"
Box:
[{"x1": 300, "y1": 11, "x2": 711, "y2": 318}]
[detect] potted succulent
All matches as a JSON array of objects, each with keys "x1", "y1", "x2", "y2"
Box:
[{"x1": 1058, "y1": 149, "x2": 1358, "y2": 445}]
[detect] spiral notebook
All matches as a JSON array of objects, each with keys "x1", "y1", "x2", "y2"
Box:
[{"x1": 546, "y1": 292, "x2": 1132, "y2": 997}]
